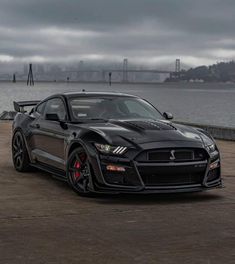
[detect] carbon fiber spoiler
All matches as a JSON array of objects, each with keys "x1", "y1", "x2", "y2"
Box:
[{"x1": 13, "y1": 100, "x2": 40, "y2": 113}]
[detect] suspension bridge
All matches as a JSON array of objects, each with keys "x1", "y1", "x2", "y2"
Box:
[
  {"x1": 62, "y1": 58, "x2": 190, "y2": 83},
  {"x1": 0, "y1": 58, "x2": 190, "y2": 83}
]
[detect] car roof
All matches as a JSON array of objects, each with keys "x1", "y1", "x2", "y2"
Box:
[
  {"x1": 62, "y1": 91, "x2": 138, "y2": 99},
  {"x1": 37, "y1": 92, "x2": 139, "y2": 106}
]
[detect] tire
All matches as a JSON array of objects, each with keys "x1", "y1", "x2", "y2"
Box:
[
  {"x1": 12, "y1": 131, "x2": 31, "y2": 172},
  {"x1": 67, "y1": 147, "x2": 93, "y2": 196}
]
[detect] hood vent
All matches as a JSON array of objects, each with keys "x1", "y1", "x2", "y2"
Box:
[{"x1": 125, "y1": 120, "x2": 175, "y2": 131}]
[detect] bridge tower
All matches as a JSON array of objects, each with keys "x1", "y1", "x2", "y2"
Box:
[
  {"x1": 123, "y1": 58, "x2": 128, "y2": 83},
  {"x1": 175, "y1": 59, "x2": 181, "y2": 73}
]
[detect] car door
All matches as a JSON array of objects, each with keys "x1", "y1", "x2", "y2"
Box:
[{"x1": 30, "y1": 97, "x2": 68, "y2": 170}]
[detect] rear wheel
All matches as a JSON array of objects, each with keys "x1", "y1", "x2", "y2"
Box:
[
  {"x1": 12, "y1": 131, "x2": 31, "y2": 172},
  {"x1": 67, "y1": 147, "x2": 92, "y2": 196}
]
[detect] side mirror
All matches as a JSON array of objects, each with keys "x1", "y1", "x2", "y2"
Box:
[
  {"x1": 46, "y1": 113, "x2": 60, "y2": 121},
  {"x1": 163, "y1": 112, "x2": 173, "y2": 120}
]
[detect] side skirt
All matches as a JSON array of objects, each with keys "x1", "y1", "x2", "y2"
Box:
[{"x1": 31, "y1": 162, "x2": 68, "y2": 182}]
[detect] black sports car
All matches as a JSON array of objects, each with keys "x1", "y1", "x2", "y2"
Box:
[{"x1": 12, "y1": 92, "x2": 222, "y2": 195}]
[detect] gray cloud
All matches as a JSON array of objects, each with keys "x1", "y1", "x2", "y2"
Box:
[{"x1": 0, "y1": 0, "x2": 235, "y2": 67}]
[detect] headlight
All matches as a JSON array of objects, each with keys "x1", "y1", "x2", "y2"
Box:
[
  {"x1": 206, "y1": 144, "x2": 216, "y2": 153},
  {"x1": 206, "y1": 143, "x2": 219, "y2": 159},
  {"x1": 197, "y1": 129, "x2": 219, "y2": 158},
  {"x1": 94, "y1": 143, "x2": 127, "y2": 155}
]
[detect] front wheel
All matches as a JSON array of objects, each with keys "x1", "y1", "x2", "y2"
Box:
[{"x1": 67, "y1": 147, "x2": 92, "y2": 196}]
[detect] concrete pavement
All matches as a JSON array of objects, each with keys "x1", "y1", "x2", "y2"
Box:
[{"x1": 0, "y1": 122, "x2": 234, "y2": 264}]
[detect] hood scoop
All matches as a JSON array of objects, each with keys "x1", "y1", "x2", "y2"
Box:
[{"x1": 124, "y1": 120, "x2": 176, "y2": 131}]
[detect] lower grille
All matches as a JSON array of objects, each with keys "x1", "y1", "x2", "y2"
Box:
[
  {"x1": 141, "y1": 172, "x2": 203, "y2": 186},
  {"x1": 138, "y1": 164, "x2": 206, "y2": 186}
]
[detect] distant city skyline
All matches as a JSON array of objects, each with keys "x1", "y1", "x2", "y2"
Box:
[
  {"x1": 0, "y1": 59, "x2": 173, "y2": 83},
  {"x1": 0, "y1": 55, "x2": 181, "y2": 75}
]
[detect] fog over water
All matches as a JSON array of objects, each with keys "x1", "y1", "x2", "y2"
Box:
[{"x1": 0, "y1": 82, "x2": 234, "y2": 128}]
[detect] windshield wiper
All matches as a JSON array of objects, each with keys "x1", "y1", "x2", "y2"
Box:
[
  {"x1": 88, "y1": 118, "x2": 109, "y2": 122},
  {"x1": 71, "y1": 118, "x2": 109, "y2": 123}
]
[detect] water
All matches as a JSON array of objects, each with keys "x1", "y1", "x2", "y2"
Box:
[{"x1": 0, "y1": 81, "x2": 234, "y2": 128}]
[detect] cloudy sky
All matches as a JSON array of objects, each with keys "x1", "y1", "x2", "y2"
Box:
[{"x1": 0, "y1": 0, "x2": 235, "y2": 68}]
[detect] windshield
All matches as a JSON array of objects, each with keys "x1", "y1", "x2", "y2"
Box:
[{"x1": 69, "y1": 97, "x2": 163, "y2": 121}]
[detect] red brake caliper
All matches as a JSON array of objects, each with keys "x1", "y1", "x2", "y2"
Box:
[{"x1": 74, "y1": 161, "x2": 81, "y2": 178}]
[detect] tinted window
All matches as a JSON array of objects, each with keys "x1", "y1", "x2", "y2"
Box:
[
  {"x1": 69, "y1": 97, "x2": 162, "y2": 120},
  {"x1": 70, "y1": 98, "x2": 104, "y2": 119},
  {"x1": 44, "y1": 98, "x2": 66, "y2": 120},
  {"x1": 36, "y1": 102, "x2": 46, "y2": 115}
]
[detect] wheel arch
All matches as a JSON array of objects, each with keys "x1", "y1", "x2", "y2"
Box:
[
  {"x1": 67, "y1": 130, "x2": 107, "y2": 159},
  {"x1": 68, "y1": 142, "x2": 85, "y2": 157},
  {"x1": 66, "y1": 139, "x2": 96, "y2": 194}
]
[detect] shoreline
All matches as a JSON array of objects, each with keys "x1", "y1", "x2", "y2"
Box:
[
  {"x1": 1, "y1": 80, "x2": 235, "y2": 85},
  {"x1": 1, "y1": 116, "x2": 235, "y2": 140}
]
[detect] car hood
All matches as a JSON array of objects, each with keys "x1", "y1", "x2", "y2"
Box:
[{"x1": 78, "y1": 119, "x2": 206, "y2": 146}]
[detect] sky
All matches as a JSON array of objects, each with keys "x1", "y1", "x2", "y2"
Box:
[{"x1": 0, "y1": 0, "x2": 235, "y2": 69}]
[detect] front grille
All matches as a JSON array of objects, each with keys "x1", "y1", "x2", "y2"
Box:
[
  {"x1": 148, "y1": 149, "x2": 194, "y2": 162},
  {"x1": 136, "y1": 148, "x2": 207, "y2": 163}
]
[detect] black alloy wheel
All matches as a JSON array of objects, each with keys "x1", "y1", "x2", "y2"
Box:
[
  {"x1": 67, "y1": 147, "x2": 92, "y2": 196},
  {"x1": 12, "y1": 131, "x2": 31, "y2": 172}
]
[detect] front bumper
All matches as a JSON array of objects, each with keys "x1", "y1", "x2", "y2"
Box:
[{"x1": 90, "y1": 153, "x2": 222, "y2": 194}]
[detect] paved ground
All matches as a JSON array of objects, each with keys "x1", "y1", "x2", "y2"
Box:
[{"x1": 0, "y1": 121, "x2": 234, "y2": 264}]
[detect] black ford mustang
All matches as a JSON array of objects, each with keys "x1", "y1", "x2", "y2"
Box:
[{"x1": 12, "y1": 92, "x2": 222, "y2": 195}]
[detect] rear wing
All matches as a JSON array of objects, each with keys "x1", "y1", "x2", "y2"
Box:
[{"x1": 13, "y1": 100, "x2": 40, "y2": 113}]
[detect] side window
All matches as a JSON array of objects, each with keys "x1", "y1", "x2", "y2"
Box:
[
  {"x1": 44, "y1": 98, "x2": 66, "y2": 121},
  {"x1": 36, "y1": 102, "x2": 46, "y2": 115}
]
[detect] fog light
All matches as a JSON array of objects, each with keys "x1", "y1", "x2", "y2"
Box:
[
  {"x1": 106, "y1": 165, "x2": 126, "y2": 172},
  {"x1": 209, "y1": 161, "x2": 220, "y2": 170}
]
